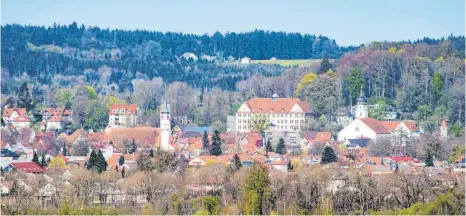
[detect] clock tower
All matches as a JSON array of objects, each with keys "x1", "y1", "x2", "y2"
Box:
[{"x1": 160, "y1": 92, "x2": 171, "y2": 151}]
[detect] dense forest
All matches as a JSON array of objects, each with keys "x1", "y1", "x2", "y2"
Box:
[{"x1": 1, "y1": 23, "x2": 465, "y2": 137}]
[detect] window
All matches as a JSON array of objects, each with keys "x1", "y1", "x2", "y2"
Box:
[
  {"x1": 285, "y1": 120, "x2": 287, "y2": 124},
  {"x1": 290, "y1": 120, "x2": 293, "y2": 124}
]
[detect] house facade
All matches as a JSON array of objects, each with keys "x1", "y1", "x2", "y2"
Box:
[
  {"x1": 2, "y1": 108, "x2": 31, "y2": 128},
  {"x1": 236, "y1": 94, "x2": 310, "y2": 133},
  {"x1": 108, "y1": 104, "x2": 140, "y2": 128},
  {"x1": 41, "y1": 108, "x2": 73, "y2": 132}
]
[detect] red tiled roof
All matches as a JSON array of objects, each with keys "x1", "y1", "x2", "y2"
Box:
[
  {"x1": 102, "y1": 127, "x2": 161, "y2": 147},
  {"x1": 48, "y1": 114, "x2": 62, "y2": 122},
  {"x1": 380, "y1": 121, "x2": 401, "y2": 131},
  {"x1": 315, "y1": 132, "x2": 332, "y2": 142},
  {"x1": 3, "y1": 108, "x2": 27, "y2": 118},
  {"x1": 403, "y1": 121, "x2": 419, "y2": 131},
  {"x1": 387, "y1": 156, "x2": 414, "y2": 163},
  {"x1": 13, "y1": 117, "x2": 31, "y2": 122},
  {"x1": 359, "y1": 118, "x2": 390, "y2": 134},
  {"x1": 241, "y1": 98, "x2": 310, "y2": 113},
  {"x1": 108, "y1": 104, "x2": 138, "y2": 115},
  {"x1": 63, "y1": 110, "x2": 73, "y2": 115},
  {"x1": 10, "y1": 162, "x2": 44, "y2": 173}
]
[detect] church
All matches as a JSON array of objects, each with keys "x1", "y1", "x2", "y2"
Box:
[{"x1": 337, "y1": 93, "x2": 422, "y2": 144}]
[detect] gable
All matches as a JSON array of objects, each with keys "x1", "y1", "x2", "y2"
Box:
[
  {"x1": 290, "y1": 104, "x2": 304, "y2": 113},
  {"x1": 237, "y1": 103, "x2": 251, "y2": 113}
]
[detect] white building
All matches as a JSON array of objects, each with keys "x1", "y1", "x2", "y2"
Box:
[
  {"x1": 160, "y1": 97, "x2": 172, "y2": 151},
  {"x1": 236, "y1": 94, "x2": 310, "y2": 133},
  {"x1": 2, "y1": 108, "x2": 31, "y2": 128},
  {"x1": 241, "y1": 56, "x2": 251, "y2": 64},
  {"x1": 108, "y1": 104, "x2": 140, "y2": 128},
  {"x1": 46, "y1": 115, "x2": 63, "y2": 131}
]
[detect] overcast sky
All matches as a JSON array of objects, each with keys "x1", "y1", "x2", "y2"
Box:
[{"x1": 1, "y1": 0, "x2": 464, "y2": 46}]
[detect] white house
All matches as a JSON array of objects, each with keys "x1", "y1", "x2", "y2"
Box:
[
  {"x1": 46, "y1": 115, "x2": 63, "y2": 131},
  {"x1": 2, "y1": 108, "x2": 31, "y2": 128},
  {"x1": 338, "y1": 118, "x2": 391, "y2": 143},
  {"x1": 108, "y1": 104, "x2": 140, "y2": 128},
  {"x1": 241, "y1": 56, "x2": 251, "y2": 64}
]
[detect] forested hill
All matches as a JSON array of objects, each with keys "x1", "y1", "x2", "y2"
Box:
[{"x1": 1, "y1": 23, "x2": 356, "y2": 60}]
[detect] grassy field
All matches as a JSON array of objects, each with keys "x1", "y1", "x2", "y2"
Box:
[{"x1": 251, "y1": 59, "x2": 322, "y2": 67}]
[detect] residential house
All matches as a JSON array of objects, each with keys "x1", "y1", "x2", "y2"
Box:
[
  {"x1": 108, "y1": 104, "x2": 140, "y2": 128},
  {"x1": 269, "y1": 160, "x2": 288, "y2": 172},
  {"x1": 454, "y1": 154, "x2": 465, "y2": 169},
  {"x1": 240, "y1": 56, "x2": 251, "y2": 64},
  {"x1": 300, "y1": 131, "x2": 333, "y2": 153},
  {"x1": 7, "y1": 162, "x2": 44, "y2": 173},
  {"x1": 188, "y1": 155, "x2": 226, "y2": 166},
  {"x1": 2, "y1": 108, "x2": 31, "y2": 128}
]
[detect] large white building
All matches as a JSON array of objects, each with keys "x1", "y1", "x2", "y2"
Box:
[
  {"x1": 236, "y1": 94, "x2": 310, "y2": 133},
  {"x1": 108, "y1": 104, "x2": 140, "y2": 128}
]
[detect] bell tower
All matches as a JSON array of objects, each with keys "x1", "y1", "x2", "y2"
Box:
[
  {"x1": 160, "y1": 89, "x2": 171, "y2": 150},
  {"x1": 355, "y1": 89, "x2": 368, "y2": 119}
]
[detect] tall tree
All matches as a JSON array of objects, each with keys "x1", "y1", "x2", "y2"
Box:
[
  {"x1": 209, "y1": 130, "x2": 222, "y2": 156},
  {"x1": 119, "y1": 155, "x2": 125, "y2": 166},
  {"x1": 32, "y1": 151, "x2": 40, "y2": 165},
  {"x1": 62, "y1": 143, "x2": 68, "y2": 156},
  {"x1": 40, "y1": 154, "x2": 47, "y2": 167},
  {"x1": 229, "y1": 153, "x2": 242, "y2": 172},
  {"x1": 265, "y1": 139, "x2": 273, "y2": 154},
  {"x1": 318, "y1": 55, "x2": 333, "y2": 74},
  {"x1": 425, "y1": 151, "x2": 434, "y2": 167},
  {"x1": 321, "y1": 146, "x2": 337, "y2": 164},
  {"x1": 95, "y1": 150, "x2": 108, "y2": 173},
  {"x1": 87, "y1": 150, "x2": 97, "y2": 171},
  {"x1": 242, "y1": 161, "x2": 275, "y2": 215},
  {"x1": 18, "y1": 82, "x2": 33, "y2": 110},
  {"x1": 202, "y1": 130, "x2": 209, "y2": 153},
  {"x1": 345, "y1": 67, "x2": 365, "y2": 106},
  {"x1": 287, "y1": 160, "x2": 294, "y2": 171},
  {"x1": 275, "y1": 138, "x2": 286, "y2": 155}
]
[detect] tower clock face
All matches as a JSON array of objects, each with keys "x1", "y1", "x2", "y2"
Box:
[{"x1": 355, "y1": 127, "x2": 359, "y2": 132}]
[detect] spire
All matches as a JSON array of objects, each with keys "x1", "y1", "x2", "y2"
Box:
[{"x1": 162, "y1": 84, "x2": 170, "y2": 113}]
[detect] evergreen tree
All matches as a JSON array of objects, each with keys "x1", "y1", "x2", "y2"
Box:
[
  {"x1": 209, "y1": 130, "x2": 222, "y2": 156},
  {"x1": 87, "y1": 150, "x2": 97, "y2": 170},
  {"x1": 381, "y1": 158, "x2": 384, "y2": 165},
  {"x1": 244, "y1": 161, "x2": 275, "y2": 215},
  {"x1": 318, "y1": 55, "x2": 333, "y2": 74},
  {"x1": 119, "y1": 155, "x2": 125, "y2": 165},
  {"x1": 131, "y1": 139, "x2": 137, "y2": 153},
  {"x1": 40, "y1": 154, "x2": 47, "y2": 167},
  {"x1": 265, "y1": 139, "x2": 273, "y2": 153},
  {"x1": 121, "y1": 167, "x2": 125, "y2": 178},
  {"x1": 96, "y1": 150, "x2": 108, "y2": 173},
  {"x1": 320, "y1": 146, "x2": 337, "y2": 164},
  {"x1": 149, "y1": 149, "x2": 155, "y2": 158},
  {"x1": 32, "y1": 151, "x2": 40, "y2": 165},
  {"x1": 229, "y1": 154, "x2": 242, "y2": 171},
  {"x1": 275, "y1": 138, "x2": 286, "y2": 155},
  {"x1": 425, "y1": 151, "x2": 434, "y2": 167},
  {"x1": 202, "y1": 130, "x2": 209, "y2": 153},
  {"x1": 287, "y1": 160, "x2": 293, "y2": 171},
  {"x1": 395, "y1": 162, "x2": 399, "y2": 173},
  {"x1": 62, "y1": 143, "x2": 68, "y2": 156},
  {"x1": 18, "y1": 82, "x2": 32, "y2": 110}
]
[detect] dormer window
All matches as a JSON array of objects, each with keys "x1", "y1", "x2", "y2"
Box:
[
  {"x1": 259, "y1": 108, "x2": 262, "y2": 112},
  {"x1": 280, "y1": 108, "x2": 284, "y2": 112}
]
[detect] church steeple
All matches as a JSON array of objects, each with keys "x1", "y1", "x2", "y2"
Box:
[
  {"x1": 160, "y1": 85, "x2": 171, "y2": 151},
  {"x1": 355, "y1": 87, "x2": 368, "y2": 119}
]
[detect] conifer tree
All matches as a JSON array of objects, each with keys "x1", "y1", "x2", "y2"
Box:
[
  {"x1": 32, "y1": 151, "x2": 40, "y2": 165},
  {"x1": 265, "y1": 139, "x2": 273, "y2": 153},
  {"x1": 131, "y1": 139, "x2": 137, "y2": 153},
  {"x1": 320, "y1": 146, "x2": 337, "y2": 164},
  {"x1": 395, "y1": 162, "x2": 399, "y2": 173},
  {"x1": 202, "y1": 130, "x2": 209, "y2": 153},
  {"x1": 62, "y1": 143, "x2": 68, "y2": 156},
  {"x1": 96, "y1": 150, "x2": 108, "y2": 173},
  {"x1": 87, "y1": 150, "x2": 97, "y2": 170},
  {"x1": 425, "y1": 151, "x2": 434, "y2": 167},
  {"x1": 149, "y1": 149, "x2": 155, "y2": 158},
  {"x1": 275, "y1": 138, "x2": 286, "y2": 155},
  {"x1": 287, "y1": 160, "x2": 293, "y2": 171},
  {"x1": 209, "y1": 130, "x2": 222, "y2": 156},
  {"x1": 40, "y1": 154, "x2": 47, "y2": 167},
  {"x1": 318, "y1": 55, "x2": 333, "y2": 74},
  {"x1": 119, "y1": 154, "x2": 125, "y2": 166},
  {"x1": 121, "y1": 167, "x2": 125, "y2": 178},
  {"x1": 18, "y1": 82, "x2": 32, "y2": 110},
  {"x1": 229, "y1": 154, "x2": 242, "y2": 171}
]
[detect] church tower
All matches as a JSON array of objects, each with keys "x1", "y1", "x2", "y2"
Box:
[
  {"x1": 160, "y1": 92, "x2": 171, "y2": 151},
  {"x1": 355, "y1": 90, "x2": 368, "y2": 119}
]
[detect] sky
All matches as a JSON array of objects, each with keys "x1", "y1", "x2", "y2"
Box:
[{"x1": 1, "y1": 0, "x2": 464, "y2": 46}]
